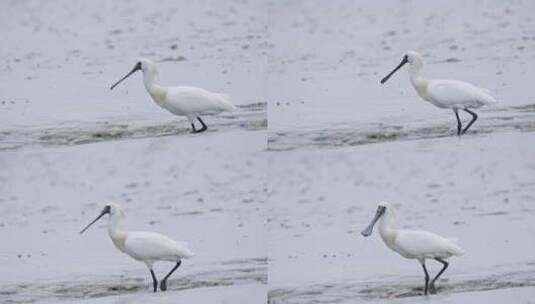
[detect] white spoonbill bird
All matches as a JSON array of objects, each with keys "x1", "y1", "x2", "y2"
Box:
[
  {"x1": 380, "y1": 51, "x2": 497, "y2": 135},
  {"x1": 110, "y1": 59, "x2": 236, "y2": 133},
  {"x1": 361, "y1": 202, "x2": 464, "y2": 295},
  {"x1": 80, "y1": 203, "x2": 194, "y2": 292}
]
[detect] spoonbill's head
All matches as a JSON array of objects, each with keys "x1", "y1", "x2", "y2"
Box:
[
  {"x1": 380, "y1": 50, "x2": 423, "y2": 84},
  {"x1": 405, "y1": 51, "x2": 423, "y2": 66},
  {"x1": 80, "y1": 203, "x2": 124, "y2": 234},
  {"x1": 110, "y1": 58, "x2": 158, "y2": 90},
  {"x1": 138, "y1": 58, "x2": 158, "y2": 74},
  {"x1": 361, "y1": 202, "x2": 392, "y2": 237}
]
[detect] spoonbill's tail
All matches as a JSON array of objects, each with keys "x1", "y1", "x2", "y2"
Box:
[
  {"x1": 445, "y1": 238, "x2": 465, "y2": 256},
  {"x1": 176, "y1": 241, "x2": 194, "y2": 259},
  {"x1": 216, "y1": 93, "x2": 237, "y2": 112},
  {"x1": 478, "y1": 88, "x2": 497, "y2": 105}
]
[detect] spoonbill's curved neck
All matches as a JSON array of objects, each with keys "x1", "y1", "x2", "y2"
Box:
[
  {"x1": 108, "y1": 214, "x2": 126, "y2": 241},
  {"x1": 142, "y1": 69, "x2": 162, "y2": 90},
  {"x1": 142, "y1": 69, "x2": 167, "y2": 104},
  {"x1": 378, "y1": 209, "x2": 398, "y2": 247},
  {"x1": 409, "y1": 63, "x2": 425, "y2": 84}
]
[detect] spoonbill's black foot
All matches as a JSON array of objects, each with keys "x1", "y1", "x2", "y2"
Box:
[
  {"x1": 192, "y1": 128, "x2": 207, "y2": 134},
  {"x1": 190, "y1": 123, "x2": 207, "y2": 133},
  {"x1": 429, "y1": 284, "x2": 437, "y2": 294},
  {"x1": 461, "y1": 127, "x2": 472, "y2": 135},
  {"x1": 160, "y1": 280, "x2": 168, "y2": 291}
]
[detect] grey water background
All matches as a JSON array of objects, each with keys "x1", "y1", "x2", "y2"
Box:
[
  {"x1": 1, "y1": 0, "x2": 535, "y2": 303},
  {"x1": 1, "y1": 0, "x2": 268, "y2": 303}
]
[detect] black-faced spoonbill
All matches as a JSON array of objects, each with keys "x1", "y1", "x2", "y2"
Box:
[
  {"x1": 80, "y1": 203, "x2": 194, "y2": 292},
  {"x1": 380, "y1": 51, "x2": 496, "y2": 135},
  {"x1": 110, "y1": 59, "x2": 236, "y2": 133},
  {"x1": 361, "y1": 202, "x2": 464, "y2": 295}
]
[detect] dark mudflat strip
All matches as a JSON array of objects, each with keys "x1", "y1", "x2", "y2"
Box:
[
  {"x1": 0, "y1": 102, "x2": 266, "y2": 152},
  {"x1": 0, "y1": 257, "x2": 267, "y2": 303},
  {"x1": 268, "y1": 105, "x2": 535, "y2": 151},
  {"x1": 268, "y1": 264, "x2": 535, "y2": 303}
]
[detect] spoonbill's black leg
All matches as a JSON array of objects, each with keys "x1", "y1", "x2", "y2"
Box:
[
  {"x1": 454, "y1": 109, "x2": 462, "y2": 136},
  {"x1": 196, "y1": 116, "x2": 208, "y2": 133},
  {"x1": 187, "y1": 116, "x2": 199, "y2": 133},
  {"x1": 190, "y1": 123, "x2": 197, "y2": 133},
  {"x1": 461, "y1": 108, "x2": 478, "y2": 134},
  {"x1": 429, "y1": 258, "x2": 449, "y2": 294},
  {"x1": 150, "y1": 269, "x2": 159, "y2": 293},
  {"x1": 160, "y1": 260, "x2": 182, "y2": 291},
  {"x1": 421, "y1": 262, "x2": 430, "y2": 295}
]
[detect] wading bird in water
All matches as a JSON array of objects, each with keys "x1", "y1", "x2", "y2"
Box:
[
  {"x1": 380, "y1": 51, "x2": 496, "y2": 135},
  {"x1": 80, "y1": 203, "x2": 194, "y2": 292},
  {"x1": 110, "y1": 59, "x2": 236, "y2": 133},
  {"x1": 361, "y1": 202, "x2": 464, "y2": 295}
]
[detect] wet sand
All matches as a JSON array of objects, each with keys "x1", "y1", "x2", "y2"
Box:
[
  {"x1": 265, "y1": 2, "x2": 535, "y2": 300},
  {"x1": 0, "y1": 131, "x2": 267, "y2": 303},
  {"x1": 267, "y1": 0, "x2": 535, "y2": 149},
  {"x1": 267, "y1": 131, "x2": 535, "y2": 302},
  {"x1": 2, "y1": 0, "x2": 535, "y2": 303},
  {"x1": 0, "y1": 0, "x2": 268, "y2": 302},
  {"x1": 0, "y1": 102, "x2": 266, "y2": 151},
  {"x1": 269, "y1": 105, "x2": 535, "y2": 151}
]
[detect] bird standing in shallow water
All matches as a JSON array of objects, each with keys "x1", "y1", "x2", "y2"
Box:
[
  {"x1": 111, "y1": 59, "x2": 236, "y2": 133},
  {"x1": 381, "y1": 51, "x2": 496, "y2": 135},
  {"x1": 80, "y1": 203, "x2": 194, "y2": 292},
  {"x1": 361, "y1": 202, "x2": 464, "y2": 295}
]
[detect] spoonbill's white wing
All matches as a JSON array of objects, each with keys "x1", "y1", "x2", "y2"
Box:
[
  {"x1": 164, "y1": 86, "x2": 236, "y2": 115},
  {"x1": 426, "y1": 80, "x2": 497, "y2": 109},
  {"x1": 124, "y1": 232, "x2": 194, "y2": 262},
  {"x1": 393, "y1": 230, "x2": 465, "y2": 259}
]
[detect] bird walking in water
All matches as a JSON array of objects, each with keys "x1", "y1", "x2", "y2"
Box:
[
  {"x1": 380, "y1": 51, "x2": 496, "y2": 135},
  {"x1": 80, "y1": 203, "x2": 194, "y2": 292},
  {"x1": 361, "y1": 202, "x2": 464, "y2": 295},
  {"x1": 110, "y1": 59, "x2": 236, "y2": 133}
]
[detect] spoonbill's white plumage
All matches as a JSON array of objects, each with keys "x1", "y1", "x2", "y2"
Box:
[
  {"x1": 80, "y1": 203, "x2": 193, "y2": 292},
  {"x1": 361, "y1": 202, "x2": 464, "y2": 295},
  {"x1": 381, "y1": 51, "x2": 497, "y2": 135},
  {"x1": 110, "y1": 58, "x2": 236, "y2": 133}
]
